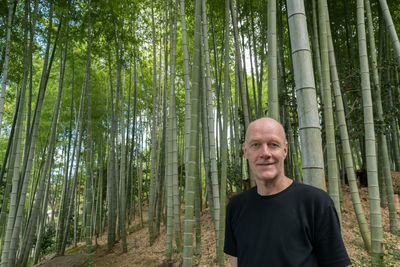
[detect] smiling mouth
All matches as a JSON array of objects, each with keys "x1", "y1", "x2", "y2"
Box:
[{"x1": 257, "y1": 162, "x2": 275, "y2": 166}]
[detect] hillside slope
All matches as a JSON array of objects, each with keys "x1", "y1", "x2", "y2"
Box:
[{"x1": 36, "y1": 175, "x2": 400, "y2": 267}]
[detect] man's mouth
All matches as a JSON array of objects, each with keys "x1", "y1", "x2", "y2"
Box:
[{"x1": 257, "y1": 162, "x2": 275, "y2": 166}]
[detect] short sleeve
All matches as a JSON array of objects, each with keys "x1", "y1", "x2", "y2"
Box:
[
  {"x1": 314, "y1": 205, "x2": 352, "y2": 267},
  {"x1": 224, "y1": 201, "x2": 238, "y2": 257}
]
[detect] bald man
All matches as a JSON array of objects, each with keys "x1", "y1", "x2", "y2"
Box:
[{"x1": 224, "y1": 117, "x2": 351, "y2": 267}]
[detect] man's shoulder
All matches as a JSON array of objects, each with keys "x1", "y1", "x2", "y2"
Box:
[
  {"x1": 291, "y1": 182, "x2": 333, "y2": 204},
  {"x1": 293, "y1": 181, "x2": 325, "y2": 192},
  {"x1": 227, "y1": 187, "x2": 256, "y2": 207}
]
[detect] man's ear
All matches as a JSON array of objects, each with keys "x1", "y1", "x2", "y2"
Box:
[
  {"x1": 242, "y1": 143, "x2": 247, "y2": 158},
  {"x1": 283, "y1": 142, "x2": 288, "y2": 158}
]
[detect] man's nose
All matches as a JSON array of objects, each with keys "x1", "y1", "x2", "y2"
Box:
[{"x1": 260, "y1": 144, "x2": 271, "y2": 157}]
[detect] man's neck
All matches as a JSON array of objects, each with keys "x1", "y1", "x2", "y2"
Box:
[{"x1": 256, "y1": 176, "x2": 293, "y2": 196}]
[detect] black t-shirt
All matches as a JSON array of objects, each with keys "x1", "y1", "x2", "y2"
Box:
[{"x1": 224, "y1": 181, "x2": 351, "y2": 267}]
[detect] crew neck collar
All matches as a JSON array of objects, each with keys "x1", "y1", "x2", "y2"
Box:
[{"x1": 255, "y1": 180, "x2": 296, "y2": 198}]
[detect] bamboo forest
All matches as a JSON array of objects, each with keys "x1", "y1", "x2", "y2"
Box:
[{"x1": 1, "y1": 0, "x2": 400, "y2": 266}]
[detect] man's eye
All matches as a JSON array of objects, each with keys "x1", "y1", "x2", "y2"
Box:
[
  {"x1": 251, "y1": 143, "x2": 260, "y2": 148},
  {"x1": 269, "y1": 143, "x2": 279, "y2": 148}
]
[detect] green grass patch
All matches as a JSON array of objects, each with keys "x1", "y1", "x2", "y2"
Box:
[{"x1": 65, "y1": 245, "x2": 85, "y2": 254}]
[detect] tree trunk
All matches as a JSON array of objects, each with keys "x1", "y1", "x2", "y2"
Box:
[
  {"x1": 326, "y1": 1, "x2": 371, "y2": 251},
  {"x1": 0, "y1": 0, "x2": 16, "y2": 132},
  {"x1": 180, "y1": 0, "x2": 192, "y2": 200},
  {"x1": 114, "y1": 22, "x2": 128, "y2": 253},
  {"x1": 60, "y1": 60, "x2": 87, "y2": 256},
  {"x1": 148, "y1": 0, "x2": 159, "y2": 245},
  {"x1": 33, "y1": 175, "x2": 51, "y2": 264},
  {"x1": 165, "y1": 0, "x2": 178, "y2": 259},
  {"x1": 84, "y1": 2, "x2": 94, "y2": 263},
  {"x1": 2, "y1": 7, "x2": 61, "y2": 266},
  {"x1": 365, "y1": 0, "x2": 398, "y2": 235},
  {"x1": 286, "y1": 0, "x2": 326, "y2": 190},
  {"x1": 106, "y1": 46, "x2": 117, "y2": 250},
  {"x1": 356, "y1": 0, "x2": 384, "y2": 264},
  {"x1": 1, "y1": 81, "x2": 24, "y2": 267},
  {"x1": 378, "y1": 0, "x2": 400, "y2": 67},
  {"x1": 201, "y1": 0, "x2": 220, "y2": 237},
  {"x1": 318, "y1": 0, "x2": 341, "y2": 220},
  {"x1": 182, "y1": 0, "x2": 201, "y2": 265},
  {"x1": 217, "y1": 1, "x2": 230, "y2": 265},
  {"x1": 267, "y1": 0, "x2": 279, "y2": 120},
  {"x1": 19, "y1": 9, "x2": 70, "y2": 265},
  {"x1": 230, "y1": 0, "x2": 250, "y2": 129},
  {"x1": 311, "y1": 0, "x2": 323, "y2": 101}
]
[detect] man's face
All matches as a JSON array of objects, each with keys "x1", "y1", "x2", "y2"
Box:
[{"x1": 243, "y1": 118, "x2": 288, "y2": 183}]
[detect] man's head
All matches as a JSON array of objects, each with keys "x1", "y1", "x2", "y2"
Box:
[{"x1": 243, "y1": 117, "x2": 288, "y2": 184}]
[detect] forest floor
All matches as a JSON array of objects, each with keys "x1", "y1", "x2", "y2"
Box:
[{"x1": 36, "y1": 172, "x2": 400, "y2": 267}]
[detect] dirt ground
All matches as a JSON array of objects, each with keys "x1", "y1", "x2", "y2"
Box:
[
  {"x1": 37, "y1": 172, "x2": 400, "y2": 267},
  {"x1": 34, "y1": 254, "x2": 88, "y2": 267}
]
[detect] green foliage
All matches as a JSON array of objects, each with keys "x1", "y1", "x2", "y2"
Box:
[
  {"x1": 32, "y1": 224, "x2": 56, "y2": 258},
  {"x1": 1, "y1": 0, "x2": 400, "y2": 264},
  {"x1": 227, "y1": 162, "x2": 242, "y2": 190}
]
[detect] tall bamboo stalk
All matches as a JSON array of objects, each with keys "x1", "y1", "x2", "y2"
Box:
[
  {"x1": 267, "y1": 0, "x2": 279, "y2": 120},
  {"x1": 0, "y1": 0, "x2": 16, "y2": 132},
  {"x1": 318, "y1": 0, "x2": 341, "y2": 220},
  {"x1": 182, "y1": 0, "x2": 201, "y2": 265},
  {"x1": 365, "y1": 0, "x2": 398, "y2": 234},
  {"x1": 286, "y1": 0, "x2": 326, "y2": 190},
  {"x1": 356, "y1": 0, "x2": 384, "y2": 264}
]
